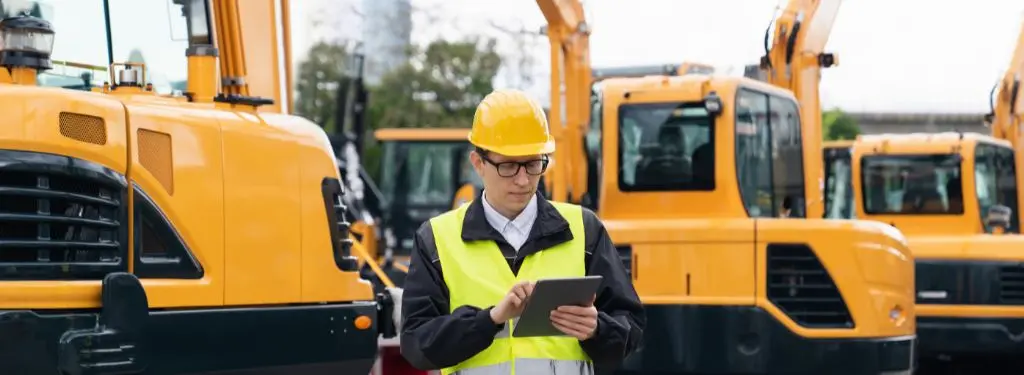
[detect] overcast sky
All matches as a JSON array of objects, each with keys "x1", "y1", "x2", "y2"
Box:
[
  {"x1": 18, "y1": 0, "x2": 1023, "y2": 114},
  {"x1": 294, "y1": 0, "x2": 1024, "y2": 115}
]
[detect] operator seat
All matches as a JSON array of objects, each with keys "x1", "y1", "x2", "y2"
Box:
[
  {"x1": 691, "y1": 142, "x2": 713, "y2": 189},
  {"x1": 636, "y1": 125, "x2": 690, "y2": 187}
]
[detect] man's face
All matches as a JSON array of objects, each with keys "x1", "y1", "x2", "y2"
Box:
[{"x1": 470, "y1": 149, "x2": 548, "y2": 214}]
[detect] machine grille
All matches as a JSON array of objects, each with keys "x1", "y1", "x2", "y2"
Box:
[
  {"x1": 999, "y1": 265, "x2": 1024, "y2": 304},
  {"x1": 0, "y1": 169, "x2": 127, "y2": 280},
  {"x1": 766, "y1": 244, "x2": 853, "y2": 328},
  {"x1": 322, "y1": 177, "x2": 357, "y2": 272}
]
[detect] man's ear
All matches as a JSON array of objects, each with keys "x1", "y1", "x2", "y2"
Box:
[{"x1": 470, "y1": 151, "x2": 484, "y2": 175}]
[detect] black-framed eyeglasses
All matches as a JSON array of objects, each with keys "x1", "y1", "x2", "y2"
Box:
[{"x1": 478, "y1": 152, "x2": 549, "y2": 177}]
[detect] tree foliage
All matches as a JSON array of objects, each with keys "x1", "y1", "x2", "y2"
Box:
[
  {"x1": 295, "y1": 41, "x2": 350, "y2": 133},
  {"x1": 293, "y1": 35, "x2": 504, "y2": 182},
  {"x1": 367, "y1": 37, "x2": 502, "y2": 130},
  {"x1": 823, "y1": 108, "x2": 861, "y2": 141}
]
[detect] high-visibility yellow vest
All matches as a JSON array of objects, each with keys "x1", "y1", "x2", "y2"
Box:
[{"x1": 430, "y1": 200, "x2": 595, "y2": 375}]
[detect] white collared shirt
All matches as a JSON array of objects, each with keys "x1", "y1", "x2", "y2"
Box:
[{"x1": 480, "y1": 190, "x2": 537, "y2": 252}]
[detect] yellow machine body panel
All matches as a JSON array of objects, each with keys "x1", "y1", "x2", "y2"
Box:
[{"x1": 374, "y1": 127, "x2": 470, "y2": 142}]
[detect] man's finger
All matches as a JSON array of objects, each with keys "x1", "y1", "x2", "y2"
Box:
[
  {"x1": 551, "y1": 319, "x2": 587, "y2": 340},
  {"x1": 510, "y1": 293, "x2": 522, "y2": 307},
  {"x1": 552, "y1": 311, "x2": 596, "y2": 329},
  {"x1": 551, "y1": 319, "x2": 573, "y2": 335},
  {"x1": 551, "y1": 319, "x2": 580, "y2": 335},
  {"x1": 513, "y1": 287, "x2": 528, "y2": 301},
  {"x1": 557, "y1": 305, "x2": 598, "y2": 317}
]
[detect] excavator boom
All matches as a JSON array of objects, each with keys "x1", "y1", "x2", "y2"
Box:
[
  {"x1": 537, "y1": 0, "x2": 583, "y2": 30},
  {"x1": 211, "y1": 0, "x2": 294, "y2": 114},
  {"x1": 538, "y1": 0, "x2": 590, "y2": 203},
  {"x1": 761, "y1": 0, "x2": 842, "y2": 219}
]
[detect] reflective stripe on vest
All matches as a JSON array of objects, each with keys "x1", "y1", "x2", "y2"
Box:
[
  {"x1": 450, "y1": 358, "x2": 594, "y2": 375},
  {"x1": 430, "y1": 200, "x2": 593, "y2": 375}
]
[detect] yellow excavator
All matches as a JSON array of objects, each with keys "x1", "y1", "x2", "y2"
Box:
[
  {"x1": 844, "y1": 131, "x2": 1023, "y2": 372},
  {"x1": 0, "y1": 1, "x2": 390, "y2": 374},
  {"x1": 818, "y1": 17, "x2": 1024, "y2": 372},
  {"x1": 539, "y1": 0, "x2": 915, "y2": 373}
]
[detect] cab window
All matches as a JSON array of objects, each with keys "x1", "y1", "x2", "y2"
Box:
[
  {"x1": 379, "y1": 141, "x2": 479, "y2": 207},
  {"x1": 823, "y1": 148, "x2": 855, "y2": 219},
  {"x1": 401, "y1": 143, "x2": 454, "y2": 206},
  {"x1": 617, "y1": 102, "x2": 713, "y2": 191},
  {"x1": 584, "y1": 83, "x2": 603, "y2": 209},
  {"x1": 735, "y1": 89, "x2": 806, "y2": 218},
  {"x1": 974, "y1": 143, "x2": 1019, "y2": 232},
  {"x1": 861, "y1": 154, "x2": 963, "y2": 215},
  {"x1": 107, "y1": 0, "x2": 192, "y2": 95}
]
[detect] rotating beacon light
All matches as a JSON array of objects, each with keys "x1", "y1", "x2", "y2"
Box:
[{"x1": 0, "y1": 15, "x2": 55, "y2": 85}]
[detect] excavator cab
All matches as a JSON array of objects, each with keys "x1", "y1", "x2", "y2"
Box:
[
  {"x1": 851, "y1": 133, "x2": 1019, "y2": 235},
  {"x1": 374, "y1": 128, "x2": 482, "y2": 264}
]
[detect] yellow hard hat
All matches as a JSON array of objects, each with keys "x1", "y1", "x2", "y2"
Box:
[{"x1": 468, "y1": 89, "x2": 555, "y2": 156}]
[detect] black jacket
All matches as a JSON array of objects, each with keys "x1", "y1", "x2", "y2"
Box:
[{"x1": 399, "y1": 191, "x2": 646, "y2": 370}]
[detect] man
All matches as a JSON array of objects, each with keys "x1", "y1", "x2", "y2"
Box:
[{"x1": 399, "y1": 89, "x2": 645, "y2": 375}]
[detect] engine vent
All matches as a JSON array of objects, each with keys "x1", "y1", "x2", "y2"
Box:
[
  {"x1": 0, "y1": 159, "x2": 128, "y2": 280},
  {"x1": 999, "y1": 265, "x2": 1024, "y2": 304},
  {"x1": 137, "y1": 128, "x2": 174, "y2": 195},
  {"x1": 59, "y1": 112, "x2": 107, "y2": 146},
  {"x1": 766, "y1": 244, "x2": 853, "y2": 328}
]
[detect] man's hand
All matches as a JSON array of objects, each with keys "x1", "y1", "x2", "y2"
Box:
[
  {"x1": 490, "y1": 280, "x2": 535, "y2": 324},
  {"x1": 550, "y1": 294, "x2": 598, "y2": 340}
]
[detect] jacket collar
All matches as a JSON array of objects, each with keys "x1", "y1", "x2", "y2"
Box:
[
  {"x1": 480, "y1": 190, "x2": 538, "y2": 236},
  {"x1": 461, "y1": 189, "x2": 570, "y2": 245}
]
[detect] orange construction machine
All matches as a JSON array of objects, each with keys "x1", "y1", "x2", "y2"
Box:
[{"x1": 0, "y1": 1, "x2": 392, "y2": 374}]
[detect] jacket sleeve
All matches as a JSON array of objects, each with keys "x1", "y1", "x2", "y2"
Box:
[
  {"x1": 399, "y1": 221, "x2": 507, "y2": 370},
  {"x1": 579, "y1": 208, "x2": 646, "y2": 363}
]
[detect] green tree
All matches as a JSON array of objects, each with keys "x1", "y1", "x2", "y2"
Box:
[
  {"x1": 823, "y1": 108, "x2": 861, "y2": 141},
  {"x1": 359, "y1": 36, "x2": 502, "y2": 181},
  {"x1": 367, "y1": 36, "x2": 502, "y2": 131},
  {"x1": 289, "y1": 36, "x2": 503, "y2": 183},
  {"x1": 294, "y1": 41, "x2": 349, "y2": 133}
]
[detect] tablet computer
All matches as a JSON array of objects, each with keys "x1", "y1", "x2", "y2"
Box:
[{"x1": 512, "y1": 275, "x2": 603, "y2": 338}]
